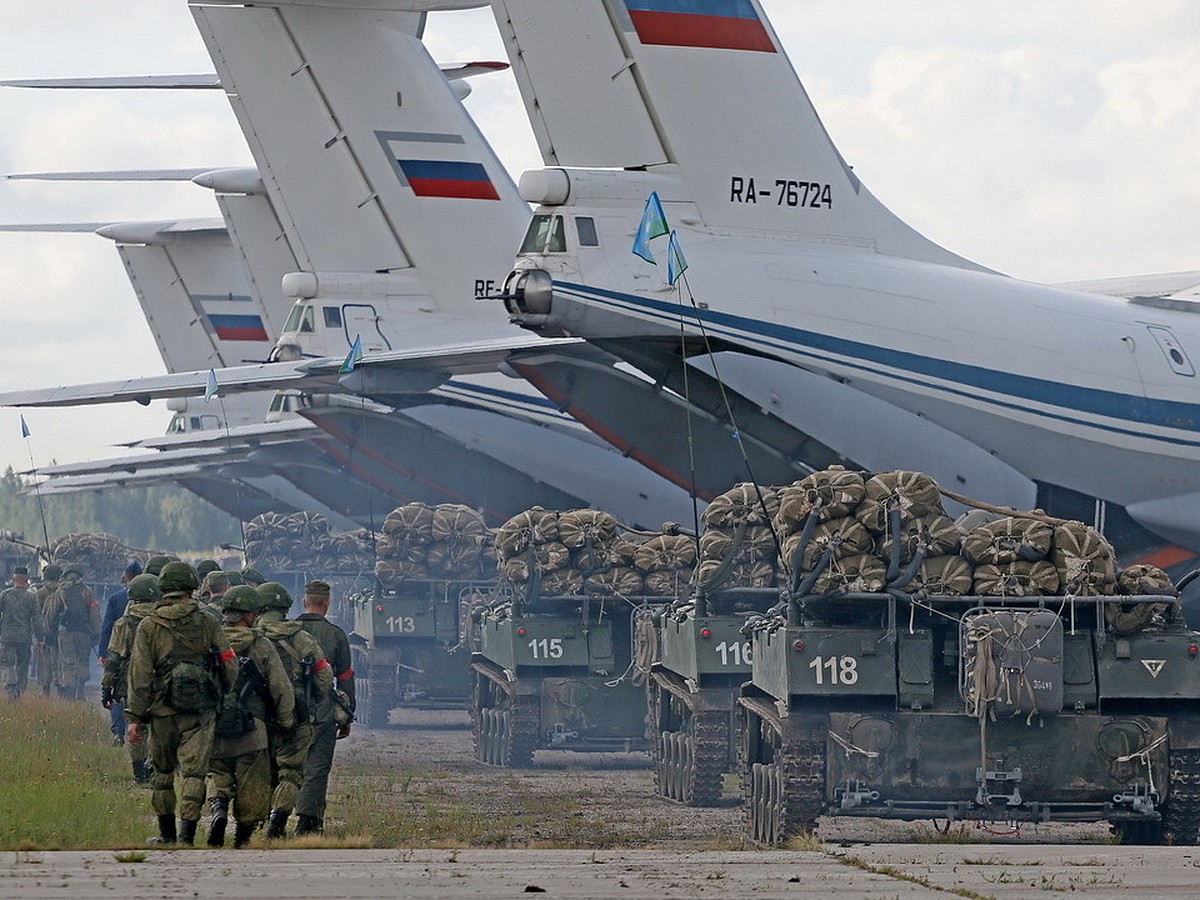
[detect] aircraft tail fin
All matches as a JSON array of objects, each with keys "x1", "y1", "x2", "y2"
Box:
[
  {"x1": 190, "y1": 1, "x2": 529, "y2": 321},
  {"x1": 492, "y1": 0, "x2": 984, "y2": 269}
]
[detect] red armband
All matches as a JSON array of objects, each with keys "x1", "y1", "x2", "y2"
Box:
[
  {"x1": 218, "y1": 648, "x2": 236, "y2": 663},
  {"x1": 313, "y1": 657, "x2": 330, "y2": 673},
  {"x1": 336, "y1": 667, "x2": 354, "y2": 682}
]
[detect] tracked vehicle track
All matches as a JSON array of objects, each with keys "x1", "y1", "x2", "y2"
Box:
[
  {"x1": 649, "y1": 675, "x2": 730, "y2": 807},
  {"x1": 470, "y1": 668, "x2": 538, "y2": 768},
  {"x1": 739, "y1": 695, "x2": 825, "y2": 844},
  {"x1": 1164, "y1": 749, "x2": 1200, "y2": 846}
]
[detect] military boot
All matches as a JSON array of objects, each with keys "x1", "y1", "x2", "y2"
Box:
[
  {"x1": 264, "y1": 809, "x2": 289, "y2": 840},
  {"x1": 177, "y1": 818, "x2": 198, "y2": 846},
  {"x1": 147, "y1": 814, "x2": 176, "y2": 845},
  {"x1": 294, "y1": 814, "x2": 322, "y2": 836},
  {"x1": 207, "y1": 798, "x2": 229, "y2": 848},
  {"x1": 233, "y1": 822, "x2": 257, "y2": 849},
  {"x1": 5, "y1": 685, "x2": 18, "y2": 701}
]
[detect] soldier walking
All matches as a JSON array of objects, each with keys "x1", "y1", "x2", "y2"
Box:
[
  {"x1": 47, "y1": 566, "x2": 101, "y2": 699},
  {"x1": 255, "y1": 581, "x2": 332, "y2": 840},
  {"x1": 34, "y1": 564, "x2": 62, "y2": 695},
  {"x1": 0, "y1": 566, "x2": 41, "y2": 699},
  {"x1": 101, "y1": 574, "x2": 161, "y2": 783},
  {"x1": 98, "y1": 561, "x2": 143, "y2": 743},
  {"x1": 206, "y1": 586, "x2": 295, "y2": 848},
  {"x1": 125, "y1": 562, "x2": 237, "y2": 846},
  {"x1": 295, "y1": 580, "x2": 355, "y2": 835}
]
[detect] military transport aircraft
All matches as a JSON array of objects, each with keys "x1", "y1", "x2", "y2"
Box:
[
  {"x1": 5, "y1": 1, "x2": 1197, "y2": 561},
  {"x1": 483, "y1": 0, "x2": 1200, "y2": 561}
]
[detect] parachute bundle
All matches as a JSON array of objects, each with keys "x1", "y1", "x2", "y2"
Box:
[
  {"x1": 695, "y1": 483, "x2": 782, "y2": 591},
  {"x1": 375, "y1": 502, "x2": 491, "y2": 586},
  {"x1": 244, "y1": 511, "x2": 374, "y2": 574},
  {"x1": 49, "y1": 532, "x2": 147, "y2": 582},
  {"x1": 493, "y1": 507, "x2": 691, "y2": 599},
  {"x1": 764, "y1": 466, "x2": 1163, "y2": 607}
]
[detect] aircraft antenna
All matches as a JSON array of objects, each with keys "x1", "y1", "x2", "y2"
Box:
[
  {"x1": 215, "y1": 395, "x2": 249, "y2": 560},
  {"x1": 672, "y1": 271, "x2": 783, "y2": 562}
]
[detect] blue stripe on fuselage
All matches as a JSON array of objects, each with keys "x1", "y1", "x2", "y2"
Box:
[{"x1": 555, "y1": 281, "x2": 1200, "y2": 447}]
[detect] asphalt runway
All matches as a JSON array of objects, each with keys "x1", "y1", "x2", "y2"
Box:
[{"x1": 3, "y1": 845, "x2": 1198, "y2": 899}]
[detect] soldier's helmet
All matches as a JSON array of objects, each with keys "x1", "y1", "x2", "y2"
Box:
[
  {"x1": 62, "y1": 565, "x2": 84, "y2": 581},
  {"x1": 256, "y1": 581, "x2": 292, "y2": 610},
  {"x1": 126, "y1": 574, "x2": 162, "y2": 604},
  {"x1": 42, "y1": 564, "x2": 63, "y2": 581},
  {"x1": 145, "y1": 555, "x2": 172, "y2": 576},
  {"x1": 225, "y1": 570, "x2": 245, "y2": 586},
  {"x1": 158, "y1": 561, "x2": 200, "y2": 594},
  {"x1": 222, "y1": 585, "x2": 262, "y2": 614},
  {"x1": 195, "y1": 559, "x2": 220, "y2": 578},
  {"x1": 241, "y1": 566, "x2": 266, "y2": 587}
]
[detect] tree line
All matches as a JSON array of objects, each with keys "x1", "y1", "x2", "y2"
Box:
[{"x1": 0, "y1": 466, "x2": 240, "y2": 552}]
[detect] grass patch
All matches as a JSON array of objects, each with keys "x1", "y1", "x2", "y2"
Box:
[
  {"x1": 112, "y1": 851, "x2": 147, "y2": 863},
  {"x1": 0, "y1": 696, "x2": 155, "y2": 850}
]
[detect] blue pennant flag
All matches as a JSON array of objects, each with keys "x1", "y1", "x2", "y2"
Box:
[
  {"x1": 339, "y1": 334, "x2": 364, "y2": 374},
  {"x1": 204, "y1": 368, "x2": 219, "y2": 402},
  {"x1": 19, "y1": 415, "x2": 29, "y2": 439},
  {"x1": 631, "y1": 191, "x2": 669, "y2": 264},
  {"x1": 667, "y1": 230, "x2": 689, "y2": 285}
]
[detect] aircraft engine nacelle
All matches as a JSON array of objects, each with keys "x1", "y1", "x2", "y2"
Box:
[{"x1": 501, "y1": 267, "x2": 554, "y2": 317}]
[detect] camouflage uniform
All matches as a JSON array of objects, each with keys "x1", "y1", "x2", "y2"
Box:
[
  {"x1": 34, "y1": 568, "x2": 62, "y2": 695},
  {"x1": 46, "y1": 569, "x2": 101, "y2": 699},
  {"x1": 295, "y1": 582, "x2": 356, "y2": 833},
  {"x1": 255, "y1": 582, "x2": 332, "y2": 839},
  {"x1": 125, "y1": 563, "x2": 237, "y2": 845},
  {"x1": 0, "y1": 573, "x2": 41, "y2": 699},
  {"x1": 206, "y1": 586, "x2": 296, "y2": 848},
  {"x1": 102, "y1": 575, "x2": 160, "y2": 782}
]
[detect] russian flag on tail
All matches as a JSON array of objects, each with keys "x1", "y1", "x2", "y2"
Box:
[
  {"x1": 208, "y1": 313, "x2": 269, "y2": 342},
  {"x1": 397, "y1": 160, "x2": 500, "y2": 200},
  {"x1": 625, "y1": 0, "x2": 775, "y2": 53}
]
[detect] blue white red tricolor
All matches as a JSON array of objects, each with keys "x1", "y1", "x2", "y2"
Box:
[
  {"x1": 397, "y1": 160, "x2": 501, "y2": 200},
  {"x1": 625, "y1": 0, "x2": 775, "y2": 53},
  {"x1": 207, "y1": 313, "x2": 270, "y2": 342}
]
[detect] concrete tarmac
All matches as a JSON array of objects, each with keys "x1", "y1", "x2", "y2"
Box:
[{"x1": 2, "y1": 846, "x2": 1197, "y2": 899}]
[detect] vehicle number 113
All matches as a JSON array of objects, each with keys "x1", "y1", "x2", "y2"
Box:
[{"x1": 808, "y1": 655, "x2": 859, "y2": 685}]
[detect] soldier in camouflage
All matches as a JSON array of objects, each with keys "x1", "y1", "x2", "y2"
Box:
[
  {"x1": 0, "y1": 566, "x2": 41, "y2": 699},
  {"x1": 295, "y1": 580, "x2": 356, "y2": 835},
  {"x1": 34, "y1": 564, "x2": 62, "y2": 695},
  {"x1": 125, "y1": 562, "x2": 237, "y2": 846},
  {"x1": 207, "y1": 585, "x2": 296, "y2": 848},
  {"x1": 200, "y1": 571, "x2": 230, "y2": 621},
  {"x1": 101, "y1": 574, "x2": 162, "y2": 783},
  {"x1": 255, "y1": 581, "x2": 333, "y2": 840},
  {"x1": 46, "y1": 566, "x2": 101, "y2": 700}
]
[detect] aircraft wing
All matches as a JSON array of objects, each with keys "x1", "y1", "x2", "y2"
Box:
[
  {"x1": 1056, "y1": 270, "x2": 1200, "y2": 301},
  {"x1": 0, "y1": 336, "x2": 586, "y2": 409},
  {"x1": 24, "y1": 445, "x2": 251, "y2": 479},
  {"x1": 121, "y1": 418, "x2": 318, "y2": 451},
  {"x1": 0, "y1": 75, "x2": 221, "y2": 90}
]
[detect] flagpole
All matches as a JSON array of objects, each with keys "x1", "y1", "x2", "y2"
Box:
[{"x1": 19, "y1": 416, "x2": 53, "y2": 562}]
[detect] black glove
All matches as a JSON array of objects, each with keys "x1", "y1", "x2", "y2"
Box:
[{"x1": 100, "y1": 685, "x2": 115, "y2": 709}]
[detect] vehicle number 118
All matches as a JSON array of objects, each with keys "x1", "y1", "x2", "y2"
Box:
[{"x1": 808, "y1": 655, "x2": 859, "y2": 685}]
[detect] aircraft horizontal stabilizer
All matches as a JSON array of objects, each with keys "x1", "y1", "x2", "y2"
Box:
[
  {"x1": 0, "y1": 74, "x2": 221, "y2": 90},
  {"x1": 3, "y1": 168, "x2": 219, "y2": 182}
]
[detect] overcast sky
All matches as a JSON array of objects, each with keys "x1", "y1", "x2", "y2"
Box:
[{"x1": 0, "y1": 1, "x2": 1197, "y2": 478}]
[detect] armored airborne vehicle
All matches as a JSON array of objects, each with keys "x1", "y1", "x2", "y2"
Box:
[
  {"x1": 737, "y1": 468, "x2": 1200, "y2": 845},
  {"x1": 470, "y1": 508, "x2": 688, "y2": 765},
  {"x1": 351, "y1": 503, "x2": 495, "y2": 726},
  {"x1": 645, "y1": 484, "x2": 782, "y2": 806}
]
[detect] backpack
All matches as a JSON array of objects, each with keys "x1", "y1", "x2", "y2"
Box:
[
  {"x1": 214, "y1": 659, "x2": 261, "y2": 738},
  {"x1": 153, "y1": 615, "x2": 222, "y2": 713},
  {"x1": 274, "y1": 637, "x2": 314, "y2": 724}
]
